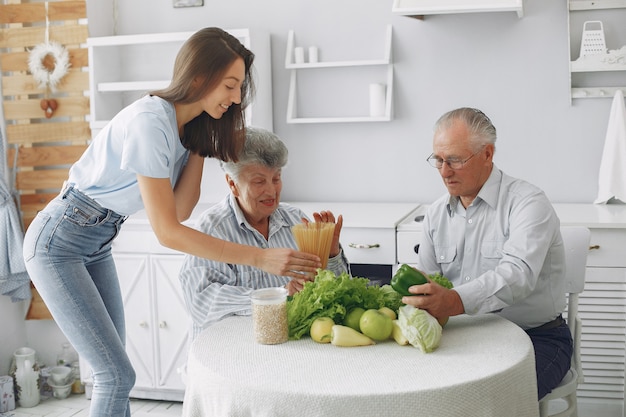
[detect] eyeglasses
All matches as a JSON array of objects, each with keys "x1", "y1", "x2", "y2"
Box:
[{"x1": 426, "y1": 146, "x2": 485, "y2": 170}]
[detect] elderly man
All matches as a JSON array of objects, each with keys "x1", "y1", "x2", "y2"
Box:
[
  {"x1": 179, "y1": 127, "x2": 349, "y2": 341},
  {"x1": 404, "y1": 107, "x2": 572, "y2": 400}
]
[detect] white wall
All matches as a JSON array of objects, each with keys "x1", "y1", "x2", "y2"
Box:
[
  {"x1": 0, "y1": 299, "x2": 27, "y2": 374},
  {"x1": 85, "y1": 0, "x2": 621, "y2": 206}
]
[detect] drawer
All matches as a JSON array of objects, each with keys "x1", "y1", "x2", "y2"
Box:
[
  {"x1": 340, "y1": 227, "x2": 396, "y2": 265},
  {"x1": 586, "y1": 229, "x2": 626, "y2": 268},
  {"x1": 112, "y1": 229, "x2": 179, "y2": 255},
  {"x1": 397, "y1": 231, "x2": 423, "y2": 264}
]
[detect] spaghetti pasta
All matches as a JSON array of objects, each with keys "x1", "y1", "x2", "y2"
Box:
[{"x1": 292, "y1": 222, "x2": 336, "y2": 269}]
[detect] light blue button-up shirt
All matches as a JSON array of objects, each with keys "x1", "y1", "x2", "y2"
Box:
[
  {"x1": 417, "y1": 165, "x2": 566, "y2": 329},
  {"x1": 179, "y1": 194, "x2": 350, "y2": 340}
]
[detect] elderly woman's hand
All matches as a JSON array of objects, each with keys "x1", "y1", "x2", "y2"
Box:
[
  {"x1": 311, "y1": 210, "x2": 343, "y2": 257},
  {"x1": 285, "y1": 274, "x2": 312, "y2": 296}
]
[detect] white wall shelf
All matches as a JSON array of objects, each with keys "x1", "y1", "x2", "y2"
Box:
[
  {"x1": 392, "y1": 0, "x2": 524, "y2": 18},
  {"x1": 87, "y1": 29, "x2": 273, "y2": 136},
  {"x1": 568, "y1": 1, "x2": 626, "y2": 100},
  {"x1": 284, "y1": 25, "x2": 393, "y2": 124}
]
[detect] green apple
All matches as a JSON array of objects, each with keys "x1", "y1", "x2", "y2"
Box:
[
  {"x1": 310, "y1": 317, "x2": 334, "y2": 343},
  {"x1": 378, "y1": 306, "x2": 397, "y2": 320},
  {"x1": 359, "y1": 309, "x2": 393, "y2": 341},
  {"x1": 343, "y1": 307, "x2": 366, "y2": 332}
]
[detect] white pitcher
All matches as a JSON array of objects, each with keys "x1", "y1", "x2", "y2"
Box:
[{"x1": 12, "y1": 347, "x2": 40, "y2": 408}]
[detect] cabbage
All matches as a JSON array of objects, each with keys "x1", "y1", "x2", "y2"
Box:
[{"x1": 397, "y1": 305, "x2": 442, "y2": 353}]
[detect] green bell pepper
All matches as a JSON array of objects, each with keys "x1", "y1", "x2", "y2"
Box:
[{"x1": 390, "y1": 264, "x2": 428, "y2": 296}]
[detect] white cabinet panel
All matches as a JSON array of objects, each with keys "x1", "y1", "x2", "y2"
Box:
[
  {"x1": 116, "y1": 254, "x2": 154, "y2": 390},
  {"x1": 152, "y1": 255, "x2": 189, "y2": 391},
  {"x1": 587, "y1": 229, "x2": 626, "y2": 267},
  {"x1": 578, "y1": 266, "x2": 626, "y2": 406},
  {"x1": 341, "y1": 227, "x2": 396, "y2": 264}
]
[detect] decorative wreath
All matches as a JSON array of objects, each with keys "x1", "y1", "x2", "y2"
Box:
[{"x1": 27, "y1": 42, "x2": 70, "y2": 92}]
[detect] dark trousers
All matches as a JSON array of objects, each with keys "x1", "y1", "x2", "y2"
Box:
[{"x1": 525, "y1": 319, "x2": 573, "y2": 400}]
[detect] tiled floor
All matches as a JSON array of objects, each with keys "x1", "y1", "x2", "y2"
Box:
[{"x1": 2, "y1": 394, "x2": 182, "y2": 417}]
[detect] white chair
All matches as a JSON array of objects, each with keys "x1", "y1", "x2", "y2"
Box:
[{"x1": 538, "y1": 226, "x2": 591, "y2": 417}]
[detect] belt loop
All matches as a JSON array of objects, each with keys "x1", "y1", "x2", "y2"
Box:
[{"x1": 61, "y1": 181, "x2": 71, "y2": 198}]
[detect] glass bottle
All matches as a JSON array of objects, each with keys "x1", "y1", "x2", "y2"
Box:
[
  {"x1": 57, "y1": 343, "x2": 78, "y2": 367},
  {"x1": 71, "y1": 362, "x2": 85, "y2": 394}
]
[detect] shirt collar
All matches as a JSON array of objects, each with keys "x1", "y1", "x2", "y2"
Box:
[{"x1": 446, "y1": 164, "x2": 502, "y2": 217}]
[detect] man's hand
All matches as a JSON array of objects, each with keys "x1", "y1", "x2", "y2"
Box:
[{"x1": 401, "y1": 281, "x2": 465, "y2": 319}]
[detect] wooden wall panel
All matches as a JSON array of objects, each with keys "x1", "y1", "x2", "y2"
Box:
[
  {"x1": 1, "y1": 0, "x2": 90, "y2": 318},
  {"x1": 6, "y1": 121, "x2": 91, "y2": 145},
  {"x1": 1, "y1": 0, "x2": 90, "y2": 206}
]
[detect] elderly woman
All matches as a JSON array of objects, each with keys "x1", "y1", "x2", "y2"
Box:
[{"x1": 179, "y1": 127, "x2": 349, "y2": 340}]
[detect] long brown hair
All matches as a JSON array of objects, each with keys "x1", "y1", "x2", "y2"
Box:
[{"x1": 151, "y1": 27, "x2": 255, "y2": 161}]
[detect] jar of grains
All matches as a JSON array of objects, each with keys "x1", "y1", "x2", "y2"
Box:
[{"x1": 250, "y1": 287, "x2": 289, "y2": 344}]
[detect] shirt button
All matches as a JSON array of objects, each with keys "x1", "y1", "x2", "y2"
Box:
[
  {"x1": 440, "y1": 255, "x2": 445, "y2": 260},
  {"x1": 465, "y1": 276, "x2": 471, "y2": 281},
  {"x1": 468, "y1": 219, "x2": 473, "y2": 224}
]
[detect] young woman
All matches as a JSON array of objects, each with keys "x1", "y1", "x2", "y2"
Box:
[{"x1": 23, "y1": 27, "x2": 320, "y2": 417}]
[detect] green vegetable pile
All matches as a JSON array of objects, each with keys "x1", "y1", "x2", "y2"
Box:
[
  {"x1": 287, "y1": 270, "x2": 403, "y2": 340},
  {"x1": 429, "y1": 272, "x2": 453, "y2": 289}
]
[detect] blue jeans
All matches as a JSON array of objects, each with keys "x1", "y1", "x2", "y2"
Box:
[
  {"x1": 23, "y1": 186, "x2": 135, "y2": 417},
  {"x1": 526, "y1": 319, "x2": 573, "y2": 400}
]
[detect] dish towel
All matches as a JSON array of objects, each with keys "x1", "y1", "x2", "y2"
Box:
[
  {"x1": 594, "y1": 90, "x2": 626, "y2": 204},
  {"x1": 0, "y1": 175, "x2": 31, "y2": 302}
]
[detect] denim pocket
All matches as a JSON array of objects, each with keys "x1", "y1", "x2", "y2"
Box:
[
  {"x1": 63, "y1": 204, "x2": 106, "y2": 227},
  {"x1": 23, "y1": 212, "x2": 51, "y2": 262}
]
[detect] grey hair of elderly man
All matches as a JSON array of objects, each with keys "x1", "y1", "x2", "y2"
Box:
[{"x1": 220, "y1": 127, "x2": 288, "y2": 181}]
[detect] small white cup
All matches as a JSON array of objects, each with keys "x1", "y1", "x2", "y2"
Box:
[
  {"x1": 49, "y1": 366, "x2": 72, "y2": 385},
  {"x1": 308, "y1": 46, "x2": 319, "y2": 63},
  {"x1": 294, "y1": 47, "x2": 305, "y2": 64}
]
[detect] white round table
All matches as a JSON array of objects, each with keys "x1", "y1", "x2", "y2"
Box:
[{"x1": 182, "y1": 314, "x2": 539, "y2": 417}]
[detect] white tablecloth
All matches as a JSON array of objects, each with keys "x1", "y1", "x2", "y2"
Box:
[{"x1": 182, "y1": 314, "x2": 539, "y2": 417}]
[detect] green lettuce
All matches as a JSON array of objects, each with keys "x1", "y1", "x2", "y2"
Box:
[
  {"x1": 287, "y1": 270, "x2": 403, "y2": 340},
  {"x1": 397, "y1": 304, "x2": 442, "y2": 353}
]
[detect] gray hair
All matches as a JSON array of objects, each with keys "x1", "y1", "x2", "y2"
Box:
[
  {"x1": 434, "y1": 107, "x2": 497, "y2": 151},
  {"x1": 220, "y1": 127, "x2": 288, "y2": 180}
]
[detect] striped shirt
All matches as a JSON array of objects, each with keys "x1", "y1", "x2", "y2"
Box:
[{"x1": 179, "y1": 194, "x2": 350, "y2": 341}]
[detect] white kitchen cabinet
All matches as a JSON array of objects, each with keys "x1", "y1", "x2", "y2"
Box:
[
  {"x1": 391, "y1": 0, "x2": 524, "y2": 18},
  {"x1": 80, "y1": 221, "x2": 191, "y2": 401},
  {"x1": 87, "y1": 28, "x2": 273, "y2": 138},
  {"x1": 553, "y1": 204, "x2": 626, "y2": 417},
  {"x1": 114, "y1": 252, "x2": 189, "y2": 401},
  {"x1": 284, "y1": 25, "x2": 393, "y2": 123},
  {"x1": 568, "y1": 1, "x2": 626, "y2": 100}
]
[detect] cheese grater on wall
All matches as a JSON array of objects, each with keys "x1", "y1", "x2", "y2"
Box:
[{"x1": 580, "y1": 21, "x2": 607, "y2": 57}]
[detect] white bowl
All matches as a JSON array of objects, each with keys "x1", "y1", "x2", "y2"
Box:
[
  {"x1": 48, "y1": 382, "x2": 72, "y2": 399},
  {"x1": 49, "y1": 366, "x2": 73, "y2": 385}
]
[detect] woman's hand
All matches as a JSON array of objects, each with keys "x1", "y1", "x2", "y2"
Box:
[
  {"x1": 257, "y1": 248, "x2": 321, "y2": 278},
  {"x1": 285, "y1": 274, "x2": 311, "y2": 296},
  {"x1": 311, "y1": 210, "x2": 343, "y2": 257}
]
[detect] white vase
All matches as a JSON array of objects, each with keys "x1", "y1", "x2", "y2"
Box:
[{"x1": 12, "y1": 347, "x2": 40, "y2": 408}]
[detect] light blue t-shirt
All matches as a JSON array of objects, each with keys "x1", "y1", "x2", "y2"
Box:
[{"x1": 68, "y1": 95, "x2": 189, "y2": 216}]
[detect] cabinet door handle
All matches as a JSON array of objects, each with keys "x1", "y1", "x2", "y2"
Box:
[
  {"x1": 159, "y1": 321, "x2": 167, "y2": 329},
  {"x1": 348, "y1": 243, "x2": 380, "y2": 249},
  {"x1": 589, "y1": 245, "x2": 600, "y2": 250},
  {"x1": 139, "y1": 321, "x2": 148, "y2": 328}
]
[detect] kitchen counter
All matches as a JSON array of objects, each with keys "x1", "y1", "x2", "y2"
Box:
[{"x1": 552, "y1": 203, "x2": 626, "y2": 228}]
